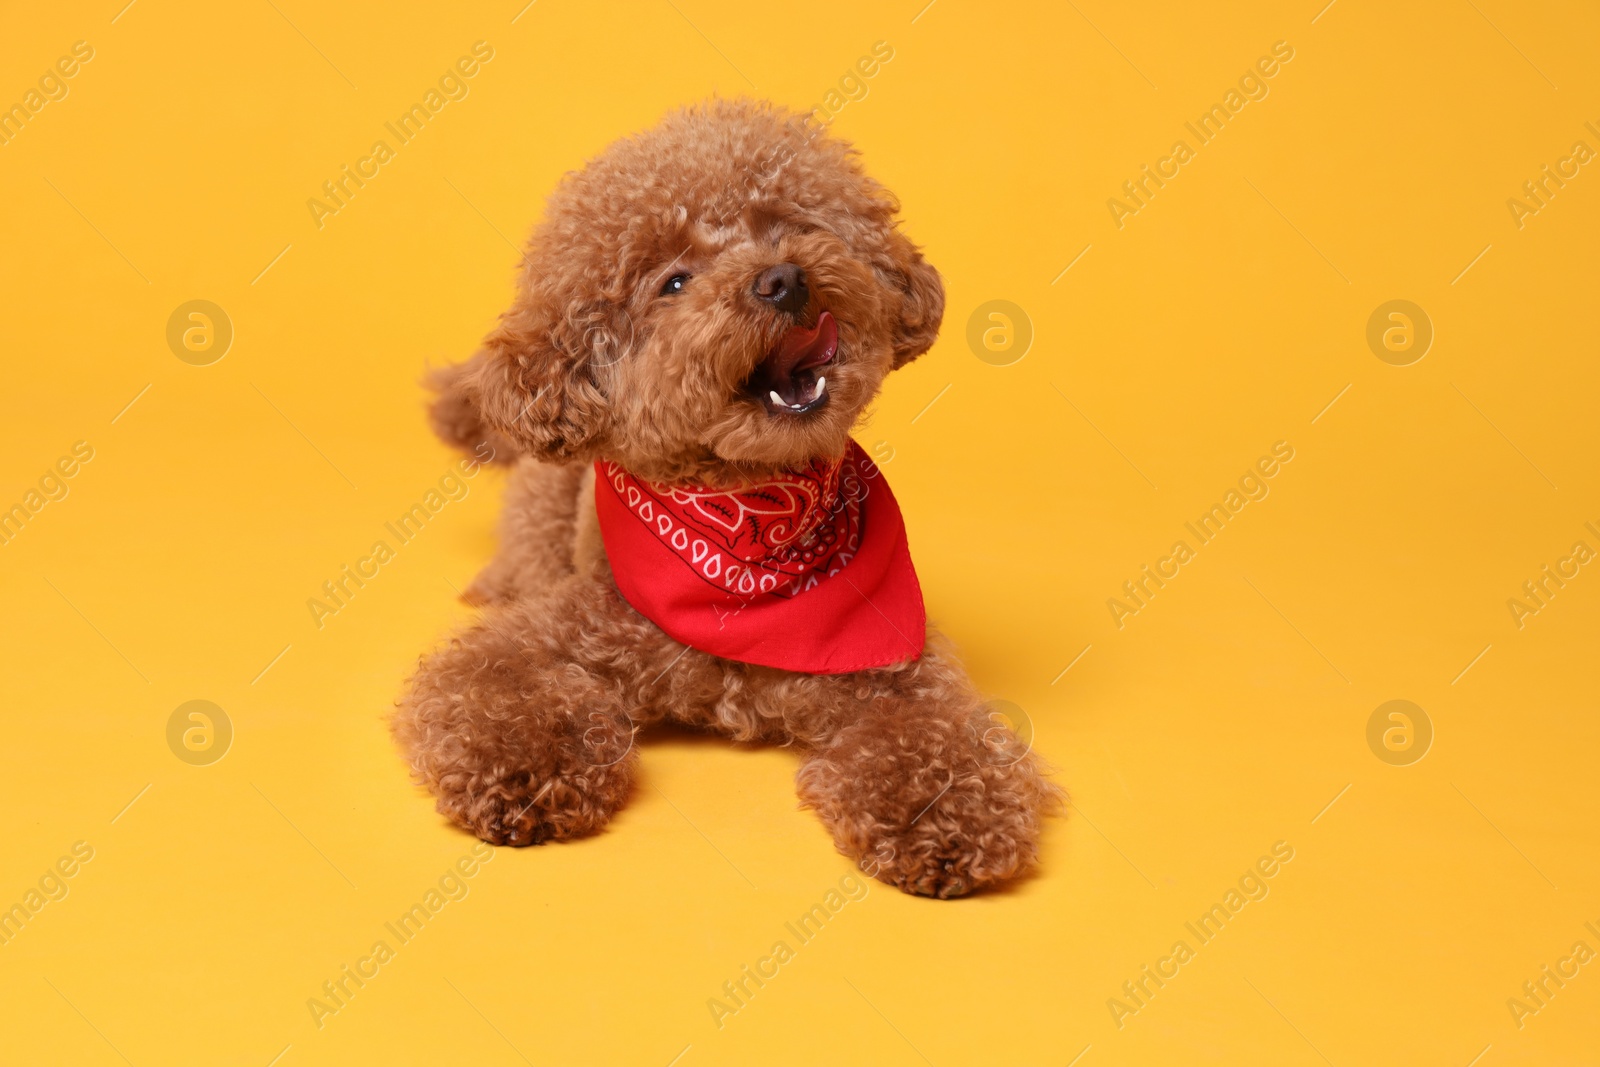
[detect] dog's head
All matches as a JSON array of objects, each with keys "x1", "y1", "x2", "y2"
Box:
[{"x1": 467, "y1": 99, "x2": 944, "y2": 485}]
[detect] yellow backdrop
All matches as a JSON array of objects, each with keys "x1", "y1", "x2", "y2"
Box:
[{"x1": 2, "y1": 1, "x2": 1596, "y2": 1064}]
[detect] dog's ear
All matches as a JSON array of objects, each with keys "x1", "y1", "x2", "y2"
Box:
[
  {"x1": 470, "y1": 305, "x2": 612, "y2": 462},
  {"x1": 886, "y1": 231, "x2": 945, "y2": 368},
  {"x1": 424, "y1": 353, "x2": 515, "y2": 462}
]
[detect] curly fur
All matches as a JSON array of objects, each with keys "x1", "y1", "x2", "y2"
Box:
[{"x1": 393, "y1": 100, "x2": 1061, "y2": 897}]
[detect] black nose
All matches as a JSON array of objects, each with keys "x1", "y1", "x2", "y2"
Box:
[{"x1": 753, "y1": 263, "x2": 808, "y2": 316}]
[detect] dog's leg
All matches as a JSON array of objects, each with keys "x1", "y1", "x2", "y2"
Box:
[
  {"x1": 461, "y1": 459, "x2": 585, "y2": 606},
  {"x1": 396, "y1": 568, "x2": 704, "y2": 845},
  {"x1": 793, "y1": 641, "x2": 1062, "y2": 898},
  {"x1": 393, "y1": 593, "x2": 640, "y2": 846}
]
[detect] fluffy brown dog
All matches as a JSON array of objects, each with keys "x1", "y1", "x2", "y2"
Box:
[{"x1": 393, "y1": 100, "x2": 1059, "y2": 898}]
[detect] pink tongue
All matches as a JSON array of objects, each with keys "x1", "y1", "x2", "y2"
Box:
[{"x1": 771, "y1": 311, "x2": 836, "y2": 379}]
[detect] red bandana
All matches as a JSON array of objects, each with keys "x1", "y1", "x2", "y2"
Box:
[{"x1": 593, "y1": 440, "x2": 925, "y2": 673}]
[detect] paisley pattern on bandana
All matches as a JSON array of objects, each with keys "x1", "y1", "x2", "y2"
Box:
[
  {"x1": 593, "y1": 440, "x2": 925, "y2": 674},
  {"x1": 598, "y1": 450, "x2": 867, "y2": 602}
]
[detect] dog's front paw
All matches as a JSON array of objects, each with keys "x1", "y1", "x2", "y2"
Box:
[
  {"x1": 853, "y1": 828, "x2": 988, "y2": 900},
  {"x1": 438, "y1": 773, "x2": 625, "y2": 847},
  {"x1": 798, "y1": 708, "x2": 1062, "y2": 898},
  {"x1": 439, "y1": 779, "x2": 554, "y2": 847},
  {"x1": 427, "y1": 727, "x2": 636, "y2": 848},
  {"x1": 851, "y1": 774, "x2": 1049, "y2": 898},
  {"x1": 394, "y1": 608, "x2": 640, "y2": 847}
]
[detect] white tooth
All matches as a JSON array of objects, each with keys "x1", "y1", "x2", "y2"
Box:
[
  {"x1": 769, "y1": 390, "x2": 784, "y2": 406},
  {"x1": 814, "y1": 376, "x2": 826, "y2": 399}
]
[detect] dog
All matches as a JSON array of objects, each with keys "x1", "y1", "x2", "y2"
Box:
[{"x1": 393, "y1": 99, "x2": 1059, "y2": 898}]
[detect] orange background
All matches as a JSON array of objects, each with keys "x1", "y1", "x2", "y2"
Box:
[{"x1": 1, "y1": 1, "x2": 1597, "y2": 1063}]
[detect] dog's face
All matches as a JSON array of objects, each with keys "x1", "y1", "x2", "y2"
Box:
[{"x1": 470, "y1": 100, "x2": 944, "y2": 485}]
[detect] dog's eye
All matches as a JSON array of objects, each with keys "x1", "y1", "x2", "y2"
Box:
[{"x1": 660, "y1": 273, "x2": 690, "y2": 296}]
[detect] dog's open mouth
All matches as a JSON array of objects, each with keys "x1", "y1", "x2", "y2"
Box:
[{"x1": 745, "y1": 311, "x2": 837, "y2": 416}]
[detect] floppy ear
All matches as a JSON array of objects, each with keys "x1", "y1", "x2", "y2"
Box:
[
  {"x1": 424, "y1": 353, "x2": 515, "y2": 463},
  {"x1": 469, "y1": 302, "x2": 613, "y2": 462},
  {"x1": 885, "y1": 231, "x2": 945, "y2": 368}
]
